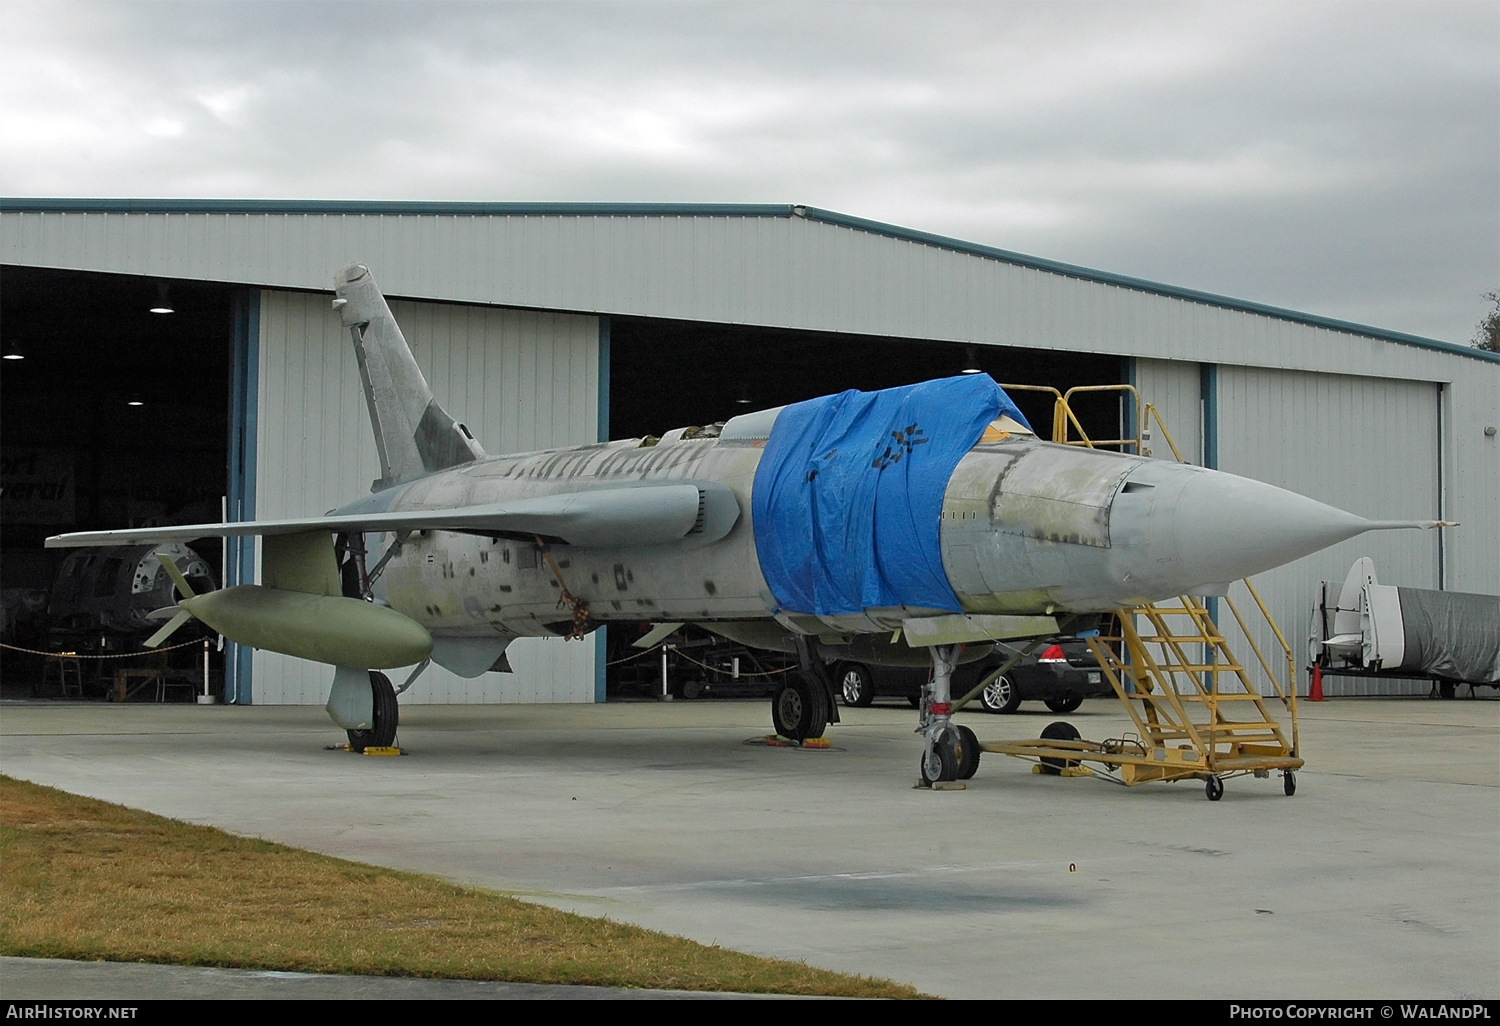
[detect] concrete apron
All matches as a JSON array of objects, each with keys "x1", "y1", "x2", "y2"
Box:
[{"x1": 1, "y1": 696, "x2": 1496, "y2": 1000}]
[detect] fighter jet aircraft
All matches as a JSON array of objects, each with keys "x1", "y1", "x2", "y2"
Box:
[{"x1": 47, "y1": 264, "x2": 1445, "y2": 781}]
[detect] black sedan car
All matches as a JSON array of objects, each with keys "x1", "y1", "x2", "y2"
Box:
[{"x1": 830, "y1": 639, "x2": 1112, "y2": 713}]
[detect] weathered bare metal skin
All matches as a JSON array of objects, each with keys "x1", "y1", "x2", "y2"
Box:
[
  {"x1": 367, "y1": 430, "x2": 1161, "y2": 644},
  {"x1": 373, "y1": 438, "x2": 773, "y2": 639}
]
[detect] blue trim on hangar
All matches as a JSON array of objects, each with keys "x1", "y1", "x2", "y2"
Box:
[{"x1": 226, "y1": 289, "x2": 260, "y2": 705}]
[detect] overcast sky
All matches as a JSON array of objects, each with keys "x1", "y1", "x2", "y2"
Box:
[{"x1": 2, "y1": 1, "x2": 1495, "y2": 344}]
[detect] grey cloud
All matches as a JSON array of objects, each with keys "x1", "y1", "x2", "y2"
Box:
[{"x1": 1, "y1": 0, "x2": 1494, "y2": 342}]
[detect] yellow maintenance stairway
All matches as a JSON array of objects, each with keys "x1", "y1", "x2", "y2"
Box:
[{"x1": 967, "y1": 385, "x2": 1303, "y2": 800}]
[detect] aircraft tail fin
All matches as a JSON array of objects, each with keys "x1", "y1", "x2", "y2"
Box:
[{"x1": 332, "y1": 264, "x2": 485, "y2": 491}]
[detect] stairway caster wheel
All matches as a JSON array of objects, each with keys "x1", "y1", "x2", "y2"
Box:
[
  {"x1": 1205, "y1": 776, "x2": 1224, "y2": 802},
  {"x1": 1283, "y1": 771, "x2": 1296, "y2": 796}
]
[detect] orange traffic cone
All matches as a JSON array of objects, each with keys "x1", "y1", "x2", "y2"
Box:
[{"x1": 1308, "y1": 663, "x2": 1325, "y2": 702}]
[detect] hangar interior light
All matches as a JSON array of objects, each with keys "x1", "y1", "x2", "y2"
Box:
[
  {"x1": 2, "y1": 339, "x2": 21, "y2": 360},
  {"x1": 960, "y1": 344, "x2": 982, "y2": 374},
  {"x1": 149, "y1": 283, "x2": 174, "y2": 315}
]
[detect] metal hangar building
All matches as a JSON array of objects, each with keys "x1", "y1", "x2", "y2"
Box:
[{"x1": 3, "y1": 198, "x2": 1496, "y2": 704}]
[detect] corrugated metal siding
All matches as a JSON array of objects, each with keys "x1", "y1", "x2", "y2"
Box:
[
  {"x1": 1214, "y1": 366, "x2": 1442, "y2": 695},
  {"x1": 2, "y1": 208, "x2": 1489, "y2": 384},
  {"x1": 252, "y1": 290, "x2": 599, "y2": 705},
  {"x1": 1445, "y1": 375, "x2": 1500, "y2": 597},
  {"x1": 1134, "y1": 358, "x2": 1203, "y2": 465},
  {"x1": 1319, "y1": 675, "x2": 1438, "y2": 698}
]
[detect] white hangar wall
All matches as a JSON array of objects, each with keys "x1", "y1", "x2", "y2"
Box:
[
  {"x1": 3, "y1": 206, "x2": 1487, "y2": 379},
  {"x1": 1216, "y1": 367, "x2": 1444, "y2": 696},
  {"x1": 1133, "y1": 358, "x2": 1476, "y2": 696},
  {"x1": 252, "y1": 289, "x2": 601, "y2": 705}
]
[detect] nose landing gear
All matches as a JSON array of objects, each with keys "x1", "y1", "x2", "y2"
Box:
[{"x1": 917, "y1": 644, "x2": 972, "y2": 786}]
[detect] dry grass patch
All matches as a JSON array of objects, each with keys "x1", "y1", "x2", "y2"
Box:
[{"x1": 0, "y1": 776, "x2": 922, "y2": 997}]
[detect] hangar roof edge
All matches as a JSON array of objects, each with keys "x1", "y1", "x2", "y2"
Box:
[
  {"x1": 0, "y1": 197, "x2": 793, "y2": 218},
  {"x1": 4, "y1": 197, "x2": 1495, "y2": 365},
  {"x1": 799, "y1": 208, "x2": 1498, "y2": 365}
]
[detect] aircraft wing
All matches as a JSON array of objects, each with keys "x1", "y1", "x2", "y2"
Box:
[{"x1": 47, "y1": 484, "x2": 733, "y2": 550}]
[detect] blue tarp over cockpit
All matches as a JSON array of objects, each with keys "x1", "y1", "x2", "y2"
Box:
[{"x1": 751, "y1": 375, "x2": 1029, "y2": 616}]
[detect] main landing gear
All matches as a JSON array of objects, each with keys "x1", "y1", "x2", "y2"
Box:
[
  {"x1": 347, "y1": 670, "x2": 398, "y2": 752},
  {"x1": 770, "y1": 637, "x2": 839, "y2": 742}
]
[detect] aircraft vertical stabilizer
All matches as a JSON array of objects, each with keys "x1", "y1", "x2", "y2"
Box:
[{"x1": 333, "y1": 264, "x2": 485, "y2": 490}]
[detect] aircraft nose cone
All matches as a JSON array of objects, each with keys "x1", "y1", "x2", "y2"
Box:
[{"x1": 1170, "y1": 469, "x2": 1371, "y2": 584}]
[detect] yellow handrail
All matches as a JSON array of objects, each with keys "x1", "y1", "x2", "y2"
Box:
[
  {"x1": 1140, "y1": 402, "x2": 1188, "y2": 463},
  {"x1": 1060, "y1": 384, "x2": 1142, "y2": 451}
]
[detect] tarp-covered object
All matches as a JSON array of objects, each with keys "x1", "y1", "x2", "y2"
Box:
[
  {"x1": 751, "y1": 375, "x2": 1029, "y2": 616},
  {"x1": 1396, "y1": 588, "x2": 1500, "y2": 684}
]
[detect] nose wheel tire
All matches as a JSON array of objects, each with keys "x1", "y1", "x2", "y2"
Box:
[
  {"x1": 981, "y1": 675, "x2": 1022, "y2": 714},
  {"x1": 772, "y1": 674, "x2": 829, "y2": 742},
  {"x1": 920, "y1": 729, "x2": 959, "y2": 785},
  {"x1": 1205, "y1": 776, "x2": 1224, "y2": 801},
  {"x1": 954, "y1": 723, "x2": 981, "y2": 780},
  {"x1": 347, "y1": 671, "x2": 398, "y2": 752}
]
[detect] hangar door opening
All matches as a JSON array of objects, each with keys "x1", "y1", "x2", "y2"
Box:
[
  {"x1": 604, "y1": 315, "x2": 1127, "y2": 700},
  {"x1": 607, "y1": 317, "x2": 1126, "y2": 444},
  {"x1": 1, "y1": 267, "x2": 236, "y2": 700}
]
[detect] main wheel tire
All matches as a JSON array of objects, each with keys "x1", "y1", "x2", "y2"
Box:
[
  {"x1": 954, "y1": 723, "x2": 981, "y2": 780},
  {"x1": 920, "y1": 729, "x2": 959, "y2": 785},
  {"x1": 1045, "y1": 696, "x2": 1083, "y2": 714},
  {"x1": 772, "y1": 674, "x2": 829, "y2": 742},
  {"x1": 347, "y1": 671, "x2": 398, "y2": 753},
  {"x1": 838, "y1": 664, "x2": 875, "y2": 707},
  {"x1": 1039, "y1": 720, "x2": 1081, "y2": 774},
  {"x1": 980, "y1": 674, "x2": 1022, "y2": 714}
]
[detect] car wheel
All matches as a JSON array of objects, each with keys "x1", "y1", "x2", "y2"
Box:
[
  {"x1": 1045, "y1": 696, "x2": 1083, "y2": 714},
  {"x1": 838, "y1": 664, "x2": 875, "y2": 707},
  {"x1": 980, "y1": 674, "x2": 1022, "y2": 714}
]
